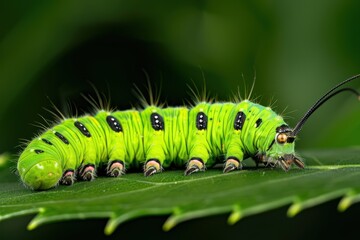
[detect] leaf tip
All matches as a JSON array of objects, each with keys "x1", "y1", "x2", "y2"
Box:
[
  {"x1": 338, "y1": 197, "x2": 351, "y2": 212},
  {"x1": 163, "y1": 207, "x2": 182, "y2": 231},
  {"x1": 27, "y1": 220, "x2": 38, "y2": 231},
  {"x1": 104, "y1": 221, "x2": 116, "y2": 235},
  {"x1": 228, "y1": 205, "x2": 242, "y2": 225},
  {"x1": 287, "y1": 203, "x2": 302, "y2": 217},
  {"x1": 163, "y1": 217, "x2": 177, "y2": 231},
  {"x1": 105, "y1": 215, "x2": 123, "y2": 235},
  {"x1": 27, "y1": 208, "x2": 45, "y2": 231}
]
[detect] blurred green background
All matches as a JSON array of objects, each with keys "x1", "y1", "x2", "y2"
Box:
[
  {"x1": 0, "y1": 0, "x2": 359, "y2": 239},
  {"x1": 0, "y1": 0, "x2": 359, "y2": 153}
]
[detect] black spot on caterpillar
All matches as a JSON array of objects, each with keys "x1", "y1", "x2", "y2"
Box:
[
  {"x1": 255, "y1": 118, "x2": 262, "y2": 128},
  {"x1": 106, "y1": 115, "x2": 122, "y2": 133},
  {"x1": 55, "y1": 132, "x2": 69, "y2": 145},
  {"x1": 17, "y1": 74, "x2": 360, "y2": 190},
  {"x1": 74, "y1": 121, "x2": 91, "y2": 138},
  {"x1": 41, "y1": 138, "x2": 53, "y2": 145}
]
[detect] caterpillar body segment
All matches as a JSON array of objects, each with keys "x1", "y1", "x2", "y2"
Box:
[{"x1": 18, "y1": 100, "x2": 298, "y2": 190}]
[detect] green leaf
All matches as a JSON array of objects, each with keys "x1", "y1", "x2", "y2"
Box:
[{"x1": 0, "y1": 148, "x2": 360, "y2": 235}]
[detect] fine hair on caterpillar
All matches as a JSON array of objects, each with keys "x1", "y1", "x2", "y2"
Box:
[{"x1": 17, "y1": 74, "x2": 360, "y2": 190}]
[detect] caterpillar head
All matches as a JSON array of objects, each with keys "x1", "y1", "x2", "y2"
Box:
[
  {"x1": 263, "y1": 124, "x2": 304, "y2": 171},
  {"x1": 17, "y1": 151, "x2": 62, "y2": 190},
  {"x1": 264, "y1": 74, "x2": 360, "y2": 170},
  {"x1": 263, "y1": 74, "x2": 360, "y2": 171}
]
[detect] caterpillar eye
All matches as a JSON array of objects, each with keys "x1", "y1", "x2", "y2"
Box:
[{"x1": 276, "y1": 133, "x2": 288, "y2": 144}]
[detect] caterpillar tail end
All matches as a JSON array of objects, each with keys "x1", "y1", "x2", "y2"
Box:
[{"x1": 19, "y1": 160, "x2": 62, "y2": 190}]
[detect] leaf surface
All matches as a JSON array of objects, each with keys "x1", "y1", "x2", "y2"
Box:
[{"x1": 0, "y1": 148, "x2": 360, "y2": 235}]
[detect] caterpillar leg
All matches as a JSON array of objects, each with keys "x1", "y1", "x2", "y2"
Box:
[
  {"x1": 141, "y1": 109, "x2": 166, "y2": 177},
  {"x1": 223, "y1": 158, "x2": 242, "y2": 173},
  {"x1": 144, "y1": 159, "x2": 162, "y2": 177},
  {"x1": 279, "y1": 155, "x2": 305, "y2": 171},
  {"x1": 185, "y1": 145, "x2": 209, "y2": 176},
  {"x1": 60, "y1": 170, "x2": 76, "y2": 185},
  {"x1": 184, "y1": 158, "x2": 205, "y2": 176},
  {"x1": 223, "y1": 130, "x2": 244, "y2": 173},
  {"x1": 107, "y1": 160, "x2": 125, "y2": 177},
  {"x1": 59, "y1": 155, "x2": 78, "y2": 186},
  {"x1": 186, "y1": 108, "x2": 211, "y2": 176},
  {"x1": 185, "y1": 129, "x2": 210, "y2": 176},
  {"x1": 293, "y1": 157, "x2": 305, "y2": 169},
  {"x1": 79, "y1": 164, "x2": 96, "y2": 181}
]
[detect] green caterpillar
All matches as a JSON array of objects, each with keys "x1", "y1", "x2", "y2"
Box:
[{"x1": 17, "y1": 75, "x2": 360, "y2": 190}]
